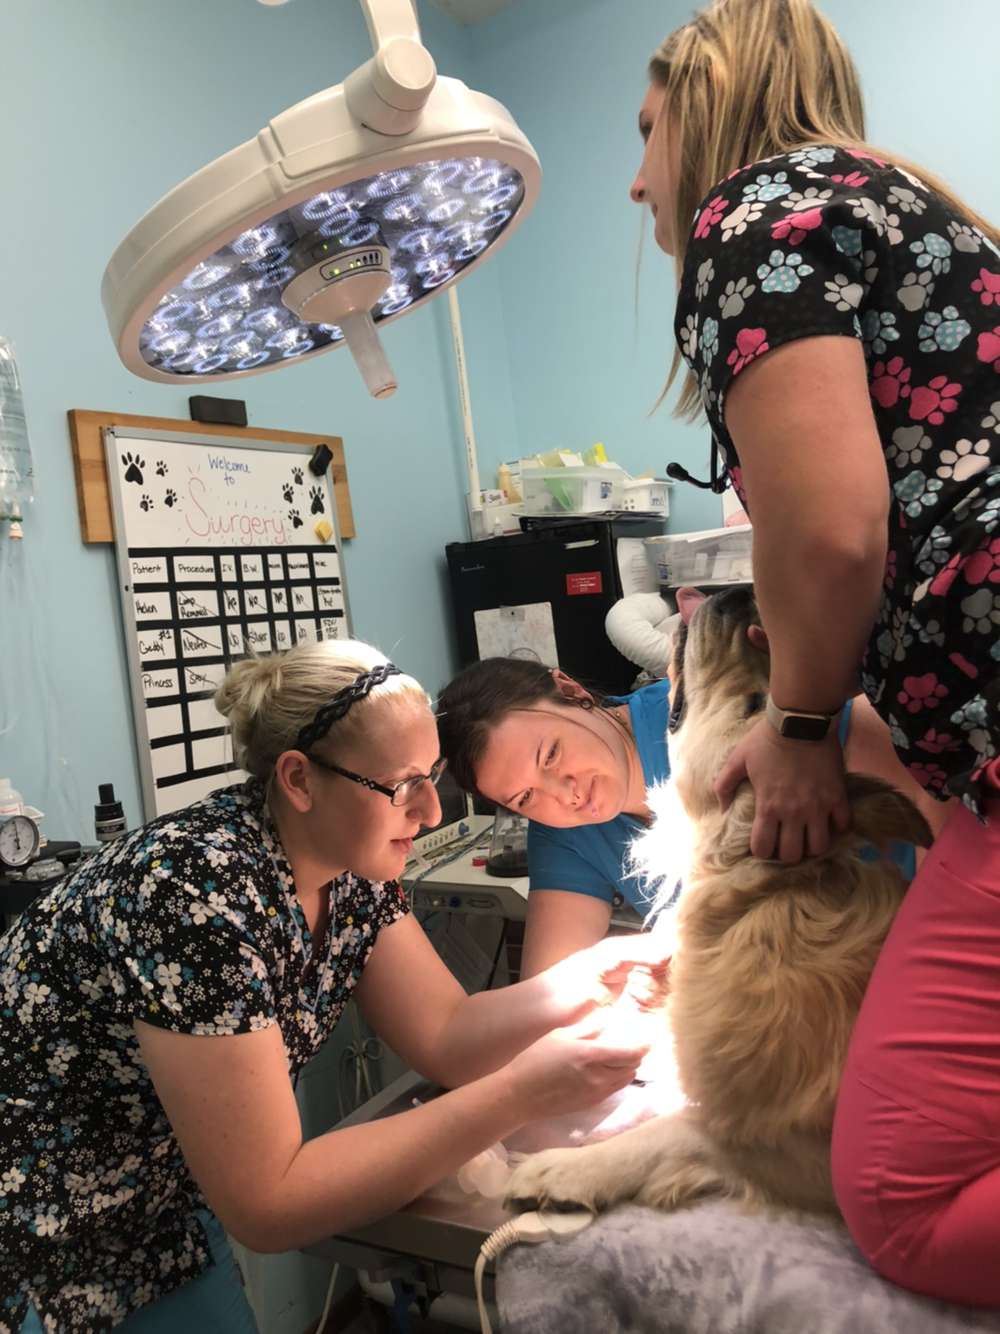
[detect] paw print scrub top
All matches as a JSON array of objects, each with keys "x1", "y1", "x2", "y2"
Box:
[
  {"x1": 676, "y1": 145, "x2": 1000, "y2": 815},
  {"x1": 0, "y1": 779, "x2": 408, "y2": 1333}
]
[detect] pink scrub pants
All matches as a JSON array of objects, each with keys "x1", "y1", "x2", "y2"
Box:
[{"x1": 832, "y1": 758, "x2": 1000, "y2": 1306}]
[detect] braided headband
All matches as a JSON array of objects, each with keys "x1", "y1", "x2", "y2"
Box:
[{"x1": 294, "y1": 662, "x2": 401, "y2": 752}]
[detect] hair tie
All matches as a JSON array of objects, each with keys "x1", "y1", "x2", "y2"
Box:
[{"x1": 295, "y1": 662, "x2": 401, "y2": 752}]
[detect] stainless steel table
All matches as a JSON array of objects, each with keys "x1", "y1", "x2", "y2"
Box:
[{"x1": 303, "y1": 1067, "x2": 679, "y2": 1308}]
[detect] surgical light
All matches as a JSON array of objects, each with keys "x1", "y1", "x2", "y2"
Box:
[{"x1": 102, "y1": 0, "x2": 540, "y2": 398}]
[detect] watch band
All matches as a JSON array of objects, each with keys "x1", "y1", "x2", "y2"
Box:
[{"x1": 765, "y1": 696, "x2": 843, "y2": 742}]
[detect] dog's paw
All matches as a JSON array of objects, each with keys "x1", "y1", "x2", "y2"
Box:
[{"x1": 506, "y1": 1145, "x2": 620, "y2": 1214}]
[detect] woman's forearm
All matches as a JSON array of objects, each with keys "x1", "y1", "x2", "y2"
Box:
[
  {"x1": 256, "y1": 1065, "x2": 526, "y2": 1251},
  {"x1": 431, "y1": 969, "x2": 568, "y2": 1087},
  {"x1": 754, "y1": 517, "x2": 886, "y2": 714}
]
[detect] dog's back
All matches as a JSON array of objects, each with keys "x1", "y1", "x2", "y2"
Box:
[
  {"x1": 644, "y1": 586, "x2": 932, "y2": 1211},
  {"x1": 663, "y1": 777, "x2": 927, "y2": 1210}
]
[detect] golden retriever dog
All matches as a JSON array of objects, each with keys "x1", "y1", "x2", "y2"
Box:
[{"x1": 507, "y1": 584, "x2": 932, "y2": 1217}]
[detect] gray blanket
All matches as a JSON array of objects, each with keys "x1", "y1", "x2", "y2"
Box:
[{"x1": 496, "y1": 1201, "x2": 1000, "y2": 1333}]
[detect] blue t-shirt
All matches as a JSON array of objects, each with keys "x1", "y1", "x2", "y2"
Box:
[
  {"x1": 527, "y1": 681, "x2": 670, "y2": 914},
  {"x1": 527, "y1": 687, "x2": 915, "y2": 915}
]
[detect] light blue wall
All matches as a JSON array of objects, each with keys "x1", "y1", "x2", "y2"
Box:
[
  {"x1": 461, "y1": 0, "x2": 1000, "y2": 534},
  {"x1": 0, "y1": 0, "x2": 512, "y2": 842}
]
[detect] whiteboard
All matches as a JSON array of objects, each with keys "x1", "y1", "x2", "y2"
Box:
[{"x1": 106, "y1": 426, "x2": 352, "y2": 819}]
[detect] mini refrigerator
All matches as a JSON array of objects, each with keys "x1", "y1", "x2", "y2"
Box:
[{"x1": 445, "y1": 515, "x2": 666, "y2": 696}]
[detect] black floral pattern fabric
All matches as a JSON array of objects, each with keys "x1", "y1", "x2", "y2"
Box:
[
  {"x1": 676, "y1": 145, "x2": 1000, "y2": 814},
  {"x1": 0, "y1": 779, "x2": 407, "y2": 1332}
]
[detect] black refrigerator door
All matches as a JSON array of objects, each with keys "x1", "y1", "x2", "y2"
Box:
[{"x1": 446, "y1": 520, "x2": 650, "y2": 695}]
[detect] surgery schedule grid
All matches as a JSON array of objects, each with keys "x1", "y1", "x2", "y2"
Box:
[{"x1": 128, "y1": 543, "x2": 346, "y2": 813}]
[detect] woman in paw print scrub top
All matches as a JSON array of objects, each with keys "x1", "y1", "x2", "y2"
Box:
[{"x1": 630, "y1": 0, "x2": 1000, "y2": 1310}]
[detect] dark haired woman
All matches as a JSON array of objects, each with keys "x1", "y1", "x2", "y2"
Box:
[{"x1": 437, "y1": 633, "x2": 935, "y2": 976}]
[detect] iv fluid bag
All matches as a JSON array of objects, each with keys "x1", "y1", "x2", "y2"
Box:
[{"x1": 0, "y1": 338, "x2": 34, "y2": 518}]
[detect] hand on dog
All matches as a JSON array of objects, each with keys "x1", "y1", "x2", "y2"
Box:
[
  {"x1": 539, "y1": 932, "x2": 671, "y2": 1029},
  {"x1": 714, "y1": 716, "x2": 851, "y2": 863}
]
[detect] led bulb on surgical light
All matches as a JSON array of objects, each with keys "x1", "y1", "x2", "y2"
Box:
[{"x1": 102, "y1": 0, "x2": 540, "y2": 398}]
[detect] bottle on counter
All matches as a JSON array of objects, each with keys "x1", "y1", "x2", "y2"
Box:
[{"x1": 94, "y1": 784, "x2": 127, "y2": 843}]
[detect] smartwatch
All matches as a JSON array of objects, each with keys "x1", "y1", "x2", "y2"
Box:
[{"x1": 765, "y1": 696, "x2": 842, "y2": 742}]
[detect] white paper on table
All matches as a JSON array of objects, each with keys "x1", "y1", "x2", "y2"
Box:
[
  {"x1": 474, "y1": 602, "x2": 559, "y2": 667},
  {"x1": 616, "y1": 537, "x2": 659, "y2": 597}
]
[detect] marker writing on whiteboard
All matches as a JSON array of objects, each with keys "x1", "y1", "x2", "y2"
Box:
[{"x1": 184, "y1": 476, "x2": 287, "y2": 546}]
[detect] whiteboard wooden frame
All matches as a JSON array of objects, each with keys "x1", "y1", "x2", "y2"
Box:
[
  {"x1": 68, "y1": 408, "x2": 355, "y2": 543},
  {"x1": 105, "y1": 425, "x2": 353, "y2": 820}
]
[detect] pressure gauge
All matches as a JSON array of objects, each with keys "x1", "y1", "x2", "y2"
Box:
[{"x1": 0, "y1": 814, "x2": 40, "y2": 869}]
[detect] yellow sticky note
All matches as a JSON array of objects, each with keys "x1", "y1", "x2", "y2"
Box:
[{"x1": 314, "y1": 518, "x2": 333, "y2": 543}]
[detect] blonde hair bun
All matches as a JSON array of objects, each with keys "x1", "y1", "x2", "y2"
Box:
[
  {"x1": 214, "y1": 639, "x2": 428, "y2": 780},
  {"x1": 214, "y1": 656, "x2": 284, "y2": 733}
]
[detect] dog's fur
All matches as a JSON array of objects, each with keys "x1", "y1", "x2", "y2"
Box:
[{"x1": 507, "y1": 586, "x2": 932, "y2": 1218}]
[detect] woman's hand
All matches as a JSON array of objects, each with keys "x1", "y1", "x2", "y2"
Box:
[
  {"x1": 714, "y1": 717, "x2": 850, "y2": 862},
  {"x1": 503, "y1": 1019, "x2": 649, "y2": 1121},
  {"x1": 537, "y1": 931, "x2": 671, "y2": 1029}
]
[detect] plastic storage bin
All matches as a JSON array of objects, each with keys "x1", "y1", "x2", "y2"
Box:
[
  {"x1": 620, "y1": 478, "x2": 671, "y2": 514},
  {"x1": 521, "y1": 466, "x2": 624, "y2": 515},
  {"x1": 644, "y1": 524, "x2": 753, "y2": 587}
]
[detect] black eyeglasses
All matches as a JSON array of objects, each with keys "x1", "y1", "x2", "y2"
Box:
[{"x1": 307, "y1": 754, "x2": 447, "y2": 807}]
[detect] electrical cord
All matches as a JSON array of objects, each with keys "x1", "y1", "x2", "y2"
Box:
[
  {"x1": 337, "y1": 1002, "x2": 384, "y2": 1120},
  {"x1": 404, "y1": 827, "x2": 487, "y2": 903},
  {"x1": 484, "y1": 918, "x2": 508, "y2": 991},
  {"x1": 474, "y1": 1209, "x2": 594, "y2": 1333},
  {"x1": 316, "y1": 1261, "x2": 340, "y2": 1334}
]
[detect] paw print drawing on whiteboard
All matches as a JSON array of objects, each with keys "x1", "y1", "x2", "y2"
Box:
[
  {"x1": 155, "y1": 461, "x2": 168, "y2": 477},
  {"x1": 164, "y1": 489, "x2": 178, "y2": 508},
  {"x1": 139, "y1": 494, "x2": 153, "y2": 512},
  {"x1": 121, "y1": 452, "x2": 145, "y2": 485},
  {"x1": 288, "y1": 508, "x2": 303, "y2": 528},
  {"x1": 292, "y1": 467, "x2": 304, "y2": 485},
  {"x1": 282, "y1": 483, "x2": 294, "y2": 503},
  {"x1": 309, "y1": 485, "x2": 325, "y2": 515}
]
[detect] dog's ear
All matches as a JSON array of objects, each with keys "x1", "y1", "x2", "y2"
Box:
[
  {"x1": 844, "y1": 773, "x2": 934, "y2": 849},
  {"x1": 747, "y1": 625, "x2": 770, "y2": 655},
  {"x1": 677, "y1": 587, "x2": 707, "y2": 625}
]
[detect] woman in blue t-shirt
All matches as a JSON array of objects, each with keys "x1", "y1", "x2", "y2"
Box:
[{"x1": 437, "y1": 654, "x2": 944, "y2": 976}]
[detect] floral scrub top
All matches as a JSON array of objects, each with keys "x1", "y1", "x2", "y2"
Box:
[
  {"x1": 676, "y1": 145, "x2": 1000, "y2": 815},
  {"x1": 0, "y1": 779, "x2": 408, "y2": 1333}
]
